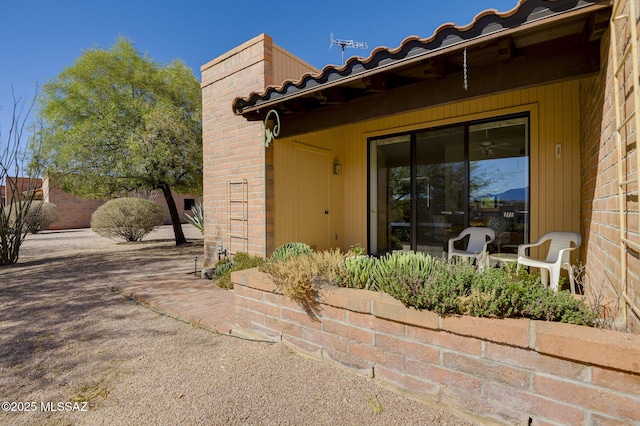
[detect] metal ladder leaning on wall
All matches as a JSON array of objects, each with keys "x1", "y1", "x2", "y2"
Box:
[
  {"x1": 611, "y1": 0, "x2": 640, "y2": 325},
  {"x1": 227, "y1": 179, "x2": 248, "y2": 256}
]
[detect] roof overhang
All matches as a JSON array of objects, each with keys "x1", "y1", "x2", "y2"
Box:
[{"x1": 233, "y1": 0, "x2": 611, "y2": 132}]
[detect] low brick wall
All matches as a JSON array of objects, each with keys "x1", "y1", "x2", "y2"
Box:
[{"x1": 231, "y1": 268, "x2": 640, "y2": 425}]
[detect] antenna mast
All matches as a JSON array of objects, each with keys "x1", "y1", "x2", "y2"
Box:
[{"x1": 329, "y1": 33, "x2": 368, "y2": 65}]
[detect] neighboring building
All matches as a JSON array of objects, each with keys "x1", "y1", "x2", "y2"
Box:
[
  {"x1": 201, "y1": 0, "x2": 640, "y2": 330},
  {"x1": 3, "y1": 176, "x2": 200, "y2": 230},
  {"x1": 1, "y1": 177, "x2": 42, "y2": 206}
]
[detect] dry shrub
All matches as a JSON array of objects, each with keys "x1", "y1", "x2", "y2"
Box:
[
  {"x1": 261, "y1": 251, "x2": 346, "y2": 317},
  {"x1": 261, "y1": 255, "x2": 318, "y2": 301}
]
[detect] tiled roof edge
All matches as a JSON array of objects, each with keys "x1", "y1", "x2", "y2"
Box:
[{"x1": 232, "y1": 0, "x2": 606, "y2": 114}]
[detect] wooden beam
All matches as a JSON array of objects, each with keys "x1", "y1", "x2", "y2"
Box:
[
  {"x1": 278, "y1": 39, "x2": 601, "y2": 138},
  {"x1": 362, "y1": 74, "x2": 393, "y2": 92},
  {"x1": 422, "y1": 57, "x2": 448, "y2": 78},
  {"x1": 497, "y1": 37, "x2": 516, "y2": 61}
]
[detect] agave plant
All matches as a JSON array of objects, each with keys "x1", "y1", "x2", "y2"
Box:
[
  {"x1": 340, "y1": 255, "x2": 376, "y2": 290},
  {"x1": 270, "y1": 242, "x2": 312, "y2": 262},
  {"x1": 185, "y1": 202, "x2": 204, "y2": 234}
]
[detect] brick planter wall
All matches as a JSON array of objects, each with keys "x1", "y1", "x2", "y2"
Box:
[{"x1": 232, "y1": 268, "x2": 640, "y2": 425}]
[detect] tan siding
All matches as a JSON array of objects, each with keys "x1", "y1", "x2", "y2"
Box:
[
  {"x1": 272, "y1": 45, "x2": 318, "y2": 87},
  {"x1": 273, "y1": 81, "x2": 581, "y2": 255}
]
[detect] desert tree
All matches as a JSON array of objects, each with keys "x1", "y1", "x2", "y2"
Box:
[
  {"x1": 37, "y1": 37, "x2": 202, "y2": 245},
  {"x1": 0, "y1": 92, "x2": 44, "y2": 265}
]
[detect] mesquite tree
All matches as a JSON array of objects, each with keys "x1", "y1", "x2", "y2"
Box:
[
  {"x1": 37, "y1": 37, "x2": 202, "y2": 245},
  {"x1": 0, "y1": 93, "x2": 43, "y2": 265}
]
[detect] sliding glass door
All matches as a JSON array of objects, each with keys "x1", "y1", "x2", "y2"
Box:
[
  {"x1": 369, "y1": 115, "x2": 529, "y2": 256},
  {"x1": 415, "y1": 127, "x2": 465, "y2": 256}
]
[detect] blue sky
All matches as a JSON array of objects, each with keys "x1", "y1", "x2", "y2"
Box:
[{"x1": 0, "y1": 0, "x2": 520, "y2": 139}]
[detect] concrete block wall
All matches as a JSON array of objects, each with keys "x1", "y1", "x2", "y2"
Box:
[{"x1": 233, "y1": 268, "x2": 640, "y2": 426}]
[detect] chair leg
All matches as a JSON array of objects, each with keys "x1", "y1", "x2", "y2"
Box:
[
  {"x1": 549, "y1": 267, "x2": 561, "y2": 292},
  {"x1": 540, "y1": 268, "x2": 549, "y2": 289},
  {"x1": 567, "y1": 265, "x2": 576, "y2": 294}
]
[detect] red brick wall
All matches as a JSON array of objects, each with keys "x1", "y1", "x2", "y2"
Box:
[
  {"x1": 1, "y1": 177, "x2": 42, "y2": 205},
  {"x1": 43, "y1": 179, "x2": 105, "y2": 230},
  {"x1": 42, "y1": 178, "x2": 201, "y2": 230},
  {"x1": 200, "y1": 34, "x2": 274, "y2": 265},
  {"x1": 233, "y1": 269, "x2": 640, "y2": 425},
  {"x1": 580, "y1": 10, "x2": 640, "y2": 331}
]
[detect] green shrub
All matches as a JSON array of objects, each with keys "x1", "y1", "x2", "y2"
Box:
[
  {"x1": 91, "y1": 198, "x2": 166, "y2": 242},
  {"x1": 259, "y1": 245, "x2": 597, "y2": 326},
  {"x1": 213, "y1": 259, "x2": 234, "y2": 277},
  {"x1": 421, "y1": 260, "x2": 476, "y2": 314},
  {"x1": 215, "y1": 252, "x2": 265, "y2": 289},
  {"x1": 9, "y1": 201, "x2": 60, "y2": 233},
  {"x1": 271, "y1": 242, "x2": 312, "y2": 262},
  {"x1": 373, "y1": 251, "x2": 444, "y2": 309}
]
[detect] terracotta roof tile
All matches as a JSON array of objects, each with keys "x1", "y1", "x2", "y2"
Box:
[{"x1": 233, "y1": 0, "x2": 609, "y2": 115}]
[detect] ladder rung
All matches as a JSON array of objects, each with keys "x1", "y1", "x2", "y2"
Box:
[
  {"x1": 619, "y1": 177, "x2": 638, "y2": 186},
  {"x1": 614, "y1": 44, "x2": 634, "y2": 76},
  {"x1": 229, "y1": 235, "x2": 248, "y2": 240},
  {"x1": 617, "y1": 110, "x2": 637, "y2": 131},
  {"x1": 622, "y1": 237, "x2": 640, "y2": 253},
  {"x1": 229, "y1": 216, "x2": 247, "y2": 221},
  {"x1": 622, "y1": 293, "x2": 640, "y2": 320}
]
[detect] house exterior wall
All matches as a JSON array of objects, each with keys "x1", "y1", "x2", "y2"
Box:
[
  {"x1": 274, "y1": 81, "x2": 582, "y2": 261},
  {"x1": 580, "y1": 5, "x2": 640, "y2": 331},
  {"x1": 43, "y1": 178, "x2": 105, "y2": 230},
  {"x1": 1, "y1": 177, "x2": 42, "y2": 205},
  {"x1": 200, "y1": 34, "x2": 317, "y2": 266},
  {"x1": 42, "y1": 178, "x2": 200, "y2": 230}
]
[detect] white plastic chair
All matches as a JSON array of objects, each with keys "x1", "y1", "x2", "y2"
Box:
[
  {"x1": 517, "y1": 232, "x2": 581, "y2": 293},
  {"x1": 447, "y1": 227, "x2": 495, "y2": 267}
]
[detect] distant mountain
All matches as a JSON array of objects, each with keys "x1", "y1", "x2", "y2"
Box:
[
  {"x1": 474, "y1": 187, "x2": 528, "y2": 201},
  {"x1": 496, "y1": 187, "x2": 527, "y2": 201}
]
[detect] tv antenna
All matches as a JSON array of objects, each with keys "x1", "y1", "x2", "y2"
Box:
[{"x1": 329, "y1": 33, "x2": 368, "y2": 65}]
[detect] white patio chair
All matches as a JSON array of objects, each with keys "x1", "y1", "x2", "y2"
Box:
[
  {"x1": 447, "y1": 227, "x2": 495, "y2": 267},
  {"x1": 517, "y1": 232, "x2": 581, "y2": 293}
]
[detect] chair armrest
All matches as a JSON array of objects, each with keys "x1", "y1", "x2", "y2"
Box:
[
  {"x1": 555, "y1": 246, "x2": 579, "y2": 265},
  {"x1": 448, "y1": 235, "x2": 465, "y2": 253},
  {"x1": 518, "y1": 240, "x2": 544, "y2": 257}
]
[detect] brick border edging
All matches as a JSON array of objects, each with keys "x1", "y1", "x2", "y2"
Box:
[
  {"x1": 232, "y1": 268, "x2": 640, "y2": 424},
  {"x1": 234, "y1": 268, "x2": 640, "y2": 374}
]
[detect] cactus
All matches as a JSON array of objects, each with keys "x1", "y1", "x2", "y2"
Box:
[
  {"x1": 340, "y1": 255, "x2": 376, "y2": 290},
  {"x1": 271, "y1": 242, "x2": 312, "y2": 262}
]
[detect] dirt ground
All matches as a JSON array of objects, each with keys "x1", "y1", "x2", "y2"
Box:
[{"x1": 0, "y1": 226, "x2": 474, "y2": 425}]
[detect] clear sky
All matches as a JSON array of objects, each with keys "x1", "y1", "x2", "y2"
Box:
[{"x1": 0, "y1": 0, "x2": 520, "y2": 139}]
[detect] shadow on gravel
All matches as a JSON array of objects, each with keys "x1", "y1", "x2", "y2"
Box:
[{"x1": 0, "y1": 239, "x2": 205, "y2": 396}]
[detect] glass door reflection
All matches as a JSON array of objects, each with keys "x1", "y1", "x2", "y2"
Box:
[
  {"x1": 469, "y1": 117, "x2": 529, "y2": 253},
  {"x1": 415, "y1": 127, "x2": 465, "y2": 257}
]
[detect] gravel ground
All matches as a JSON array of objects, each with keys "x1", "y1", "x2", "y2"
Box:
[{"x1": 0, "y1": 226, "x2": 475, "y2": 426}]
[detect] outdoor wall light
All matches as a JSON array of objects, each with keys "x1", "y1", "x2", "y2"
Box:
[{"x1": 333, "y1": 159, "x2": 342, "y2": 175}]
